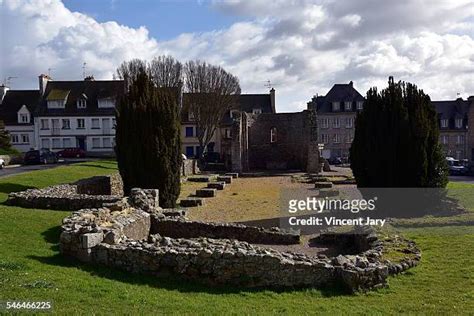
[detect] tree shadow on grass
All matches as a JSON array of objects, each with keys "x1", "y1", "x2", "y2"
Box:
[
  {"x1": 27, "y1": 252, "x2": 350, "y2": 297},
  {"x1": 0, "y1": 183, "x2": 36, "y2": 194},
  {"x1": 75, "y1": 164, "x2": 117, "y2": 171}
]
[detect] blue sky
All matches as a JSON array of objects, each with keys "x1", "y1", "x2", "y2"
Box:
[{"x1": 63, "y1": 0, "x2": 242, "y2": 40}]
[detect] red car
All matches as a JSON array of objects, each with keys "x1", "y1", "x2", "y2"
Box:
[{"x1": 57, "y1": 147, "x2": 86, "y2": 158}]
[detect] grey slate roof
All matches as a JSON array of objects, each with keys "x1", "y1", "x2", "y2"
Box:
[
  {"x1": 37, "y1": 80, "x2": 125, "y2": 117},
  {"x1": 309, "y1": 82, "x2": 365, "y2": 113},
  {"x1": 0, "y1": 90, "x2": 40, "y2": 125},
  {"x1": 432, "y1": 98, "x2": 469, "y2": 129}
]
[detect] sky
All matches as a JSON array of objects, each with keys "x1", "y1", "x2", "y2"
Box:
[{"x1": 0, "y1": 0, "x2": 473, "y2": 112}]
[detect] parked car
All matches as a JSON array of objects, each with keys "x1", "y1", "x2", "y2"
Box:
[
  {"x1": 203, "y1": 152, "x2": 222, "y2": 163},
  {"x1": 328, "y1": 157, "x2": 343, "y2": 165},
  {"x1": 24, "y1": 149, "x2": 58, "y2": 165},
  {"x1": 57, "y1": 147, "x2": 86, "y2": 158},
  {"x1": 446, "y1": 157, "x2": 467, "y2": 175},
  {"x1": 0, "y1": 158, "x2": 4, "y2": 169}
]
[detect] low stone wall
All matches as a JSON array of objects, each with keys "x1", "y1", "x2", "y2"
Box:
[
  {"x1": 150, "y1": 217, "x2": 300, "y2": 245},
  {"x1": 6, "y1": 184, "x2": 121, "y2": 211},
  {"x1": 58, "y1": 188, "x2": 420, "y2": 292},
  {"x1": 75, "y1": 173, "x2": 124, "y2": 196}
]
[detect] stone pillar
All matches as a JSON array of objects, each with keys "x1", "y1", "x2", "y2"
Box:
[
  {"x1": 306, "y1": 109, "x2": 320, "y2": 173},
  {"x1": 231, "y1": 115, "x2": 243, "y2": 172}
]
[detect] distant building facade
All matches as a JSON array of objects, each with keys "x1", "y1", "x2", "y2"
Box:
[{"x1": 307, "y1": 82, "x2": 364, "y2": 160}]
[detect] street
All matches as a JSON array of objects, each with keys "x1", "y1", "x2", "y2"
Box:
[{"x1": 0, "y1": 158, "x2": 96, "y2": 178}]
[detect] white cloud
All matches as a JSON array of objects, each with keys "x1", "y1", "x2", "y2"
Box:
[{"x1": 0, "y1": 0, "x2": 473, "y2": 112}]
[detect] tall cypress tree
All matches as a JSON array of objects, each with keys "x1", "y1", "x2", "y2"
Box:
[
  {"x1": 115, "y1": 69, "x2": 182, "y2": 207},
  {"x1": 0, "y1": 120, "x2": 12, "y2": 150},
  {"x1": 350, "y1": 77, "x2": 448, "y2": 188}
]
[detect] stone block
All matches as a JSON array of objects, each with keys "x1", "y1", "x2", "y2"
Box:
[
  {"x1": 81, "y1": 232, "x2": 104, "y2": 249},
  {"x1": 216, "y1": 176, "x2": 232, "y2": 184},
  {"x1": 180, "y1": 198, "x2": 204, "y2": 207},
  {"x1": 225, "y1": 172, "x2": 239, "y2": 178},
  {"x1": 187, "y1": 176, "x2": 211, "y2": 182},
  {"x1": 315, "y1": 182, "x2": 333, "y2": 189},
  {"x1": 207, "y1": 182, "x2": 226, "y2": 190},
  {"x1": 195, "y1": 189, "x2": 216, "y2": 198}
]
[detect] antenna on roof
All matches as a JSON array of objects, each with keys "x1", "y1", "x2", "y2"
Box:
[
  {"x1": 3, "y1": 76, "x2": 17, "y2": 87},
  {"x1": 264, "y1": 80, "x2": 279, "y2": 89},
  {"x1": 82, "y1": 62, "x2": 87, "y2": 79}
]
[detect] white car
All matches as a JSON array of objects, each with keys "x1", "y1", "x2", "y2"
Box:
[{"x1": 0, "y1": 158, "x2": 5, "y2": 169}]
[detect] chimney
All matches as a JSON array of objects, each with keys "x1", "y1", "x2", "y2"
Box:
[
  {"x1": 349, "y1": 81, "x2": 353, "y2": 87},
  {"x1": 38, "y1": 74, "x2": 51, "y2": 96},
  {"x1": 270, "y1": 88, "x2": 276, "y2": 113},
  {"x1": 0, "y1": 85, "x2": 9, "y2": 105}
]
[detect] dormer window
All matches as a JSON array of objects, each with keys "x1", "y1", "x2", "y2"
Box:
[
  {"x1": 455, "y1": 118, "x2": 463, "y2": 129},
  {"x1": 332, "y1": 102, "x2": 340, "y2": 111},
  {"x1": 253, "y1": 108, "x2": 262, "y2": 115},
  {"x1": 356, "y1": 101, "x2": 364, "y2": 110},
  {"x1": 441, "y1": 119, "x2": 448, "y2": 128},
  {"x1": 344, "y1": 102, "x2": 352, "y2": 111},
  {"x1": 46, "y1": 89, "x2": 69, "y2": 109},
  {"x1": 98, "y1": 98, "x2": 115, "y2": 108},
  {"x1": 77, "y1": 99, "x2": 87, "y2": 109},
  {"x1": 17, "y1": 105, "x2": 30, "y2": 124}
]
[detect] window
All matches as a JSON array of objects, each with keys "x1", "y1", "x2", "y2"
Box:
[
  {"x1": 185, "y1": 146, "x2": 194, "y2": 157},
  {"x1": 320, "y1": 118, "x2": 329, "y2": 129},
  {"x1": 356, "y1": 101, "x2": 364, "y2": 110},
  {"x1": 185, "y1": 127, "x2": 194, "y2": 137},
  {"x1": 332, "y1": 102, "x2": 340, "y2": 111},
  {"x1": 112, "y1": 137, "x2": 116, "y2": 147},
  {"x1": 344, "y1": 102, "x2": 352, "y2": 111},
  {"x1": 41, "y1": 119, "x2": 49, "y2": 129},
  {"x1": 321, "y1": 134, "x2": 329, "y2": 144},
  {"x1": 103, "y1": 137, "x2": 112, "y2": 148},
  {"x1": 62, "y1": 119, "x2": 70, "y2": 129},
  {"x1": 92, "y1": 138, "x2": 101, "y2": 148},
  {"x1": 98, "y1": 98, "x2": 115, "y2": 108},
  {"x1": 441, "y1": 135, "x2": 449, "y2": 144},
  {"x1": 21, "y1": 134, "x2": 29, "y2": 144},
  {"x1": 19, "y1": 113, "x2": 29, "y2": 123},
  {"x1": 333, "y1": 118, "x2": 340, "y2": 128},
  {"x1": 112, "y1": 118, "x2": 116, "y2": 129},
  {"x1": 230, "y1": 110, "x2": 239, "y2": 118},
  {"x1": 456, "y1": 150, "x2": 463, "y2": 160},
  {"x1": 77, "y1": 118, "x2": 85, "y2": 129},
  {"x1": 457, "y1": 135, "x2": 465, "y2": 144},
  {"x1": 91, "y1": 118, "x2": 100, "y2": 129},
  {"x1": 441, "y1": 119, "x2": 448, "y2": 128},
  {"x1": 188, "y1": 111, "x2": 195, "y2": 121},
  {"x1": 52, "y1": 138, "x2": 61, "y2": 149},
  {"x1": 63, "y1": 138, "x2": 72, "y2": 148},
  {"x1": 77, "y1": 99, "x2": 87, "y2": 109},
  {"x1": 11, "y1": 134, "x2": 19, "y2": 144},
  {"x1": 41, "y1": 139, "x2": 50, "y2": 149},
  {"x1": 224, "y1": 128, "x2": 231, "y2": 139},
  {"x1": 270, "y1": 127, "x2": 277, "y2": 143},
  {"x1": 345, "y1": 117, "x2": 353, "y2": 128},
  {"x1": 455, "y1": 118, "x2": 463, "y2": 128},
  {"x1": 252, "y1": 108, "x2": 262, "y2": 114},
  {"x1": 195, "y1": 146, "x2": 202, "y2": 158},
  {"x1": 47, "y1": 100, "x2": 65, "y2": 108},
  {"x1": 333, "y1": 134, "x2": 341, "y2": 143}
]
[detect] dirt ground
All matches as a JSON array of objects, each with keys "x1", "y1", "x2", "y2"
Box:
[{"x1": 180, "y1": 175, "x2": 314, "y2": 223}]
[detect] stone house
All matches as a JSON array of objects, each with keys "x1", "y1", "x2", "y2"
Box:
[
  {"x1": 307, "y1": 82, "x2": 365, "y2": 160},
  {"x1": 432, "y1": 98, "x2": 469, "y2": 159}
]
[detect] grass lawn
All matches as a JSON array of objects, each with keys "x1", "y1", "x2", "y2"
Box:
[{"x1": 0, "y1": 161, "x2": 473, "y2": 314}]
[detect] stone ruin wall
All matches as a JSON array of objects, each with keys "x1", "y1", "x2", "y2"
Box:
[{"x1": 59, "y1": 188, "x2": 421, "y2": 292}]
